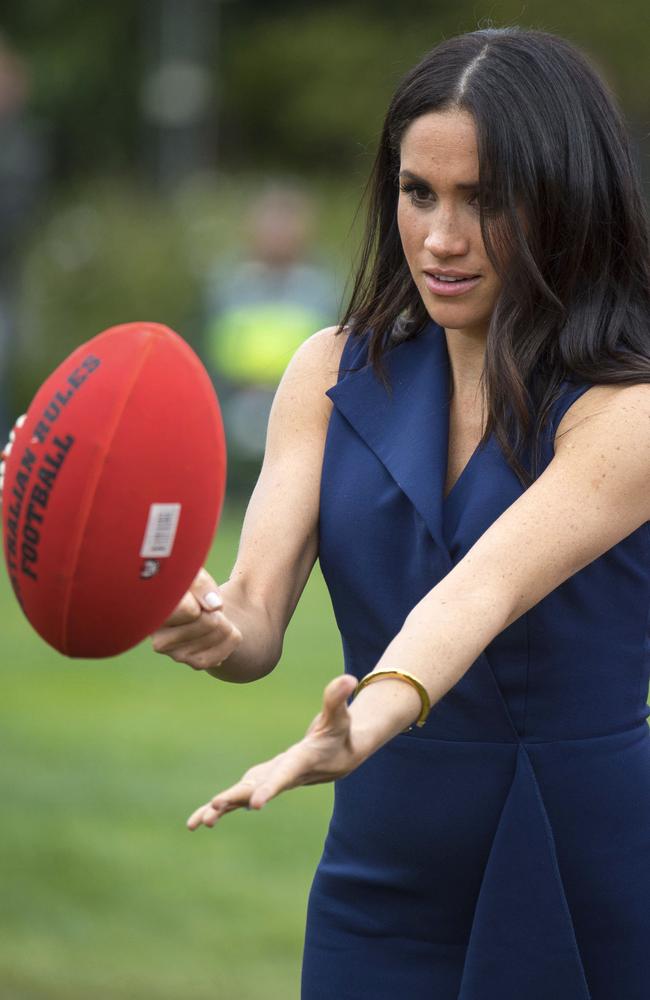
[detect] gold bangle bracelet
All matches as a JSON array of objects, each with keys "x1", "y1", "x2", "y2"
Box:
[{"x1": 350, "y1": 668, "x2": 432, "y2": 732}]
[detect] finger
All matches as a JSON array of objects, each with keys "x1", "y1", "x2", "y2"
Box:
[
  {"x1": 209, "y1": 777, "x2": 261, "y2": 815},
  {"x1": 151, "y1": 609, "x2": 223, "y2": 653},
  {"x1": 161, "y1": 590, "x2": 203, "y2": 627},
  {"x1": 1, "y1": 414, "x2": 26, "y2": 459},
  {"x1": 153, "y1": 614, "x2": 242, "y2": 666},
  {"x1": 320, "y1": 674, "x2": 359, "y2": 725},
  {"x1": 240, "y1": 749, "x2": 320, "y2": 810},
  {"x1": 191, "y1": 568, "x2": 224, "y2": 614},
  {"x1": 186, "y1": 778, "x2": 258, "y2": 830},
  {"x1": 168, "y1": 626, "x2": 243, "y2": 670},
  {"x1": 187, "y1": 801, "x2": 218, "y2": 830}
]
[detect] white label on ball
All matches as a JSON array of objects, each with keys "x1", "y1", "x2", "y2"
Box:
[{"x1": 140, "y1": 503, "x2": 181, "y2": 558}]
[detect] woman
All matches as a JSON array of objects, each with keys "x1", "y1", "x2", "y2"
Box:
[{"x1": 151, "y1": 26, "x2": 650, "y2": 999}]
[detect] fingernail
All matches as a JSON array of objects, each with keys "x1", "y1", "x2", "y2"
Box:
[{"x1": 204, "y1": 591, "x2": 222, "y2": 610}]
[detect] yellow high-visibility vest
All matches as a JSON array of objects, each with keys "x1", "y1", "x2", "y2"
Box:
[{"x1": 205, "y1": 302, "x2": 326, "y2": 386}]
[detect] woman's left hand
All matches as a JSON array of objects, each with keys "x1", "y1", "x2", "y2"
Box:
[{"x1": 187, "y1": 673, "x2": 363, "y2": 830}]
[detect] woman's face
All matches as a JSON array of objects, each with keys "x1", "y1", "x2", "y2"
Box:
[{"x1": 397, "y1": 108, "x2": 501, "y2": 341}]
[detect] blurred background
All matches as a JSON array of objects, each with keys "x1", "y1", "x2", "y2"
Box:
[{"x1": 1, "y1": 1, "x2": 649, "y2": 997}]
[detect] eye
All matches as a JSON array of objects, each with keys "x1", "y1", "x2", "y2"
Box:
[
  {"x1": 398, "y1": 182, "x2": 432, "y2": 206},
  {"x1": 467, "y1": 191, "x2": 482, "y2": 211},
  {"x1": 398, "y1": 181, "x2": 485, "y2": 211}
]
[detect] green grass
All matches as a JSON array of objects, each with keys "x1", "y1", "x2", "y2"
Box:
[{"x1": 0, "y1": 500, "x2": 342, "y2": 999}]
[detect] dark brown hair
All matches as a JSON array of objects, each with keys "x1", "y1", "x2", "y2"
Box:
[{"x1": 337, "y1": 26, "x2": 650, "y2": 484}]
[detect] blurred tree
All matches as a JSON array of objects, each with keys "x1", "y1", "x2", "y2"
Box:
[
  {"x1": 220, "y1": 1, "x2": 650, "y2": 176},
  {"x1": 0, "y1": 0, "x2": 140, "y2": 178},
  {"x1": 3, "y1": 0, "x2": 650, "y2": 412},
  {"x1": 2, "y1": 0, "x2": 649, "y2": 181},
  {"x1": 139, "y1": 0, "x2": 221, "y2": 189}
]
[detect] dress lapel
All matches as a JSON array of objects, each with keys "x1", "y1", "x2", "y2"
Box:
[{"x1": 325, "y1": 320, "x2": 452, "y2": 561}]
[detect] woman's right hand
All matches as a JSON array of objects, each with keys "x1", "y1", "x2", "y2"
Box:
[
  {"x1": 150, "y1": 326, "x2": 349, "y2": 678},
  {"x1": 150, "y1": 567, "x2": 243, "y2": 672}
]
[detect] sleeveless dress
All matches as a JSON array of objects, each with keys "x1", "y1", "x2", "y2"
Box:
[{"x1": 301, "y1": 319, "x2": 650, "y2": 1000}]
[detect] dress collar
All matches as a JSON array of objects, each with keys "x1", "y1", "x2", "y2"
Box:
[{"x1": 326, "y1": 319, "x2": 453, "y2": 560}]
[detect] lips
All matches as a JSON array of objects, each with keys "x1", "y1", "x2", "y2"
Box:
[
  {"x1": 423, "y1": 272, "x2": 481, "y2": 297},
  {"x1": 424, "y1": 270, "x2": 479, "y2": 280}
]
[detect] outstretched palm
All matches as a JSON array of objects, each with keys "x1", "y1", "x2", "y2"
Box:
[{"x1": 187, "y1": 673, "x2": 361, "y2": 829}]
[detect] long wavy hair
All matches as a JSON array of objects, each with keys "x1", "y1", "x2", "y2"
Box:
[{"x1": 337, "y1": 26, "x2": 650, "y2": 485}]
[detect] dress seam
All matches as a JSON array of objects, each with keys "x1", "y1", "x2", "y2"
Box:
[
  {"x1": 518, "y1": 746, "x2": 593, "y2": 998},
  {"x1": 399, "y1": 719, "x2": 648, "y2": 744}
]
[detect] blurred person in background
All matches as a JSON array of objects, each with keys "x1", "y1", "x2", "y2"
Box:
[
  {"x1": 201, "y1": 180, "x2": 339, "y2": 499},
  {"x1": 0, "y1": 32, "x2": 48, "y2": 441}
]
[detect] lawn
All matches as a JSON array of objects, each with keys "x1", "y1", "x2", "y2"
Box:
[{"x1": 0, "y1": 500, "x2": 342, "y2": 1000}]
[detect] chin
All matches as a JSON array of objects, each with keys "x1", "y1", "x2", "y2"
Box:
[
  {"x1": 422, "y1": 296, "x2": 492, "y2": 332},
  {"x1": 425, "y1": 305, "x2": 482, "y2": 327}
]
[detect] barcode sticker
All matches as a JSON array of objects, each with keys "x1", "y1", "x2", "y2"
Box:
[{"x1": 140, "y1": 503, "x2": 181, "y2": 558}]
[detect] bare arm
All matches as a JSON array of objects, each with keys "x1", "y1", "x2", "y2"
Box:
[
  {"x1": 184, "y1": 383, "x2": 650, "y2": 825},
  {"x1": 151, "y1": 324, "x2": 350, "y2": 682}
]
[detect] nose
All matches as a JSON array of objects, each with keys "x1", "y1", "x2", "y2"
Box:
[{"x1": 423, "y1": 205, "x2": 470, "y2": 259}]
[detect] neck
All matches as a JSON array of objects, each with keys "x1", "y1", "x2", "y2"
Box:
[{"x1": 444, "y1": 326, "x2": 487, "y2": 403}]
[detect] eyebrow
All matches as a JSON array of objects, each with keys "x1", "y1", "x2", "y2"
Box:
[{"x1": 398, "y1": 169, "x2": 479, "y2": 191}]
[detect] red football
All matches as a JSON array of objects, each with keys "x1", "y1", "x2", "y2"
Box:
[{"x1": 1, "y1": 322, "x2": 227, "y2": 658}]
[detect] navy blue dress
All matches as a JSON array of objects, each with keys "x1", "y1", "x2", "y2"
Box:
[{"x1": 301, "y1": 319, "x2": 650, "y2": 999}]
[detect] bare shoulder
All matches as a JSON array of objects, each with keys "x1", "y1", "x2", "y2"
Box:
[
  {"x1": 549, "y1": 378, "x2": 650, "y2": 527},
  {"x1": 280, "y1": 323, "x2": 351, "y2": 398},
  {"x1": 265, "y1": 324, "x2": 351, "y2": 452},
  {"x1": 555, "y1": 381, "x2": 650, "y2": 450},
  {"x1": 269, "y1": 325, "x2": 352, "y2": 438},
  {"x1": 310, "y1": 322, "x2": 352, "y2": 371}
]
